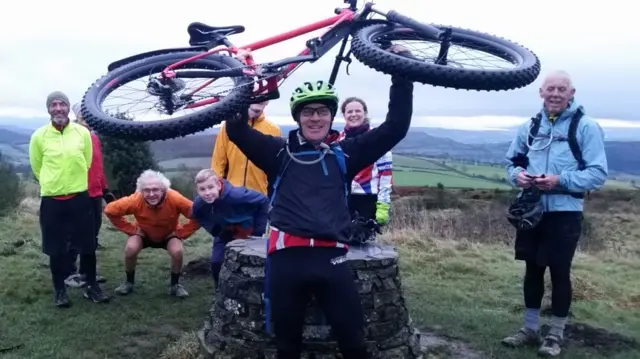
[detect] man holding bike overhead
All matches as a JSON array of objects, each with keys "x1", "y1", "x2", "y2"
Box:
[{"x1": 226, "y1": 44, "x2": 414, "y2": 359}]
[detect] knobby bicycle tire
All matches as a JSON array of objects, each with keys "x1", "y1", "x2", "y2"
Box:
[
  {"x1": 81, "y1": 51, "x2": 253, "y2": 141},
  {"x1": 351, "y1": 23, "x2": 541, "y2": 91}
]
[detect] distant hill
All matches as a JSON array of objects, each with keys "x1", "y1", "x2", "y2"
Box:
[
  {"x1": 0, "y1": 128, "x2": 30, "y2": 144},
  {"x1": 0, "y1": 129, "x2": 31, "y2": 167},
  {"x1": 148, "y1": 130, "x2": 640, "y2": 175}
]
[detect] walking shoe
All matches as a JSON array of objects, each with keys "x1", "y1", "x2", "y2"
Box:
[
  {"x1": 64, "y1": 274, "x2": 86, "y2": 288},
  {"x1": 114, "y1": 281, "x2": 134, "y2": 295},
  {"x1": 501, "y1": 327, "x2": 541, "y2": 348},
  {"x1": 170, "y1": 284, "x2": 189, "y2": 298},
  {"x1": 538, "y1": 334, "x2": 562, "y2": 357},
  {"x1": 80, "y1": 273, "x2": 106, "y2": 284},
  {"x1": 84, "y1": 284, "x2": 110, "y2": 303},
  {"x1": 54, "y1": 289, "x2": 71, "y2": 308}
]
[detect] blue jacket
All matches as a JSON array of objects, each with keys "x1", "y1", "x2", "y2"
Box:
[
  {"x1": 191, "y1": 179, "x2": 269, "y2": 238},
  {"x1": 505, "y1": 100, "x2": 608, "y2": 212}
]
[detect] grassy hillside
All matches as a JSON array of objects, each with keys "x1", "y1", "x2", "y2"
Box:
[{"x1": 1, "y1": 183, "x2": 639, "y2": 359}]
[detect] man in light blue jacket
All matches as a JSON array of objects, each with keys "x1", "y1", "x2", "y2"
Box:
[{"x1": 501, "y1": 70, "x2": 608, "y2": 357}]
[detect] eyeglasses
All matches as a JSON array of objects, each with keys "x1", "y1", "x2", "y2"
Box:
[
  {"x1": 300, "y1": 106, "x2": 331, "y2": 117},
  {"x1": 142, "y1": 187, "x2": 163, "y2": 194}
]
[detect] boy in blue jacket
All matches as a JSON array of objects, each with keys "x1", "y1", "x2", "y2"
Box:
[{"x1": 191, "y1": 168, "x2": 269, "y2": 289}]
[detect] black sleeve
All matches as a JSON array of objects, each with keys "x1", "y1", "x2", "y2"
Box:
[
  {"x1": 340, "y1": 75, "x2": 413, "y2": 177},
  {"x1": 225, "y1": 115, "x2": 285, "y2": 177}
]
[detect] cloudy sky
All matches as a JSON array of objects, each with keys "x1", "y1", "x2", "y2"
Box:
[{"x1": 1, "y1": 0, "x2": 637, "y2": 130}]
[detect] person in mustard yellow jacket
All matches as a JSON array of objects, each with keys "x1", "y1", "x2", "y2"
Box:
[{"x1": 211, "y1": 101, "x2": 281, "y2": 198}]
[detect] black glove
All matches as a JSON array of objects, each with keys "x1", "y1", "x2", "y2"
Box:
[
  {"x1": 251, "y1": 229, "x2": 265, "y2": 237},
  {"x1": 510, "y1": 153, "x2": 529, "y2": 169},
  {"x1": 102, "y1": 189, "x2": 116, "y2": 203}
]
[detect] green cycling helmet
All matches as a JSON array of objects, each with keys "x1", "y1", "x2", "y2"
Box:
[{"x1": 289, "y1": 80, "x2": 339, "y2": 118}]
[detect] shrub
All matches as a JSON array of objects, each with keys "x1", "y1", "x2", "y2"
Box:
[
  {"x1": 0, "y1": 152, "x2": 24, "y2": 216},
  {"x1": 169, "y1": 165, "x2": 199, "y2": 199},
  {"x1": 98, "y1": 111, "x2": 159, "y2": 197}
]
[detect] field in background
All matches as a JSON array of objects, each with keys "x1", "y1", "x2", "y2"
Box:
[
  {"x1": 2, "y1": 185, "x2": 640, "y2": 359},
  {"x1": 160, "y1": 154, "x2": 637, "y2": 190}
]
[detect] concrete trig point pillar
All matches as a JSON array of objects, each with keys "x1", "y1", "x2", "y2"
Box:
[{"x1": 198, "y1": 237, "x2": 423, "y2": 358}]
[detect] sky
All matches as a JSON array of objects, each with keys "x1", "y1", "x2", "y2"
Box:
[{"x1": 1, "y1": 0, "x2": 638, "y2": 131}]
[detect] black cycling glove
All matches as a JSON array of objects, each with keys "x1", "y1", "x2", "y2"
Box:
[{"x1": 102, "y1": 189, "x2": 116, "y2": 203}]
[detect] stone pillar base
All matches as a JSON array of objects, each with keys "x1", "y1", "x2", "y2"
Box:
[{"x1": 199, "y1": 238, "x2": 423, "y2": 358}]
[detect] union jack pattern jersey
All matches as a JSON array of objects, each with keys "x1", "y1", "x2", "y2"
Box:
[{"x1": 338, "y1": 128, "x2": 393, "y2": 204}]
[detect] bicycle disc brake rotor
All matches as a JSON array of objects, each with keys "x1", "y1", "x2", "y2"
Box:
[
  {"x1": 147, "y1": 78, "x2": 186, "y2": 96},
  {"x1": 147, "y1": 77, "x2": 187, "y2": 114}
]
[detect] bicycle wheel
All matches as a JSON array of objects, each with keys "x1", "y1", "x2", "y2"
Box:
[
  {"x1": 81, "y1": 51, "x2": 253, "y2": 141},
  {"x1": 351, "y1": 23, "x2": 541, "y2": 91}
]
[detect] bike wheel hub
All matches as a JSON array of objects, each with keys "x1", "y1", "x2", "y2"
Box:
[{"x1": 147, "y1": 78, "x2": 186, "y2": 96}]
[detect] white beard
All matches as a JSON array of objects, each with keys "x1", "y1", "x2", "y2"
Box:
[{"x1": 52, "y1": 117, "x2": 68, "y2": 126}]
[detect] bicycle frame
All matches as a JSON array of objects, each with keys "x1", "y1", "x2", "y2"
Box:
[{"x1": 167, "y1": 5, "x2": 373, "y2": 110}]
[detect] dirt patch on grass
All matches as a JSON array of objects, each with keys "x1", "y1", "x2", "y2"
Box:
[
  {"x1": 182, "y1": 258, "x2": 210, "y2": 278},
  {"x1": 618, "y1": 294, "x2": 640, "y2": 309},
  {"x1": 116, "y1": 324, "x2": 184, "y2": 359},
  {"x1": 541, "y1": 322, "x2": 639, "y2": 356},
  {"x1": 158, "y1": 331, "x2": 201, "y2": 359},
  {"x1": 420, "y1": 326, "x2": 485, "y2": 359}
]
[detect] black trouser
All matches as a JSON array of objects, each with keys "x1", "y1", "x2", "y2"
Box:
[
  {"x1": 40, "y1": 191, "x2": 96, "y2": 291},
  {"x1": 515, "y1": 211, "x2": 582, "y2": 317},
  {"x1": 67, "y1": 196, "x2": 103, "y2": 276},
  {"x1": 268, "y1": 246, "x2": 369, "y2": 359}
]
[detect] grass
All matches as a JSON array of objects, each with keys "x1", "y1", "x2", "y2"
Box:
[
  {"x1": 393, "y1": 169, "x2": 512, "y2": 189},
  {"x1": 396, "y1": 238, "x2": 640, "y2": 359},
  {"x1": 383, "y1": 193, "x2": 640, "y2": 359},
  {"x1": 0, "y1": 206, "x2": 214, "y2": 359},
  {"x1": 1, "y1": 187, "x2": 640, "y2": 358},
  {"x1": 159, "y1": 157, "x2": 211, "y2": 172}
]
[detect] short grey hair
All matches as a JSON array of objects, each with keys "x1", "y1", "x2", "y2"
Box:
[
  {"x1": 194, "y1": 168, "x2": 219, "y2": 184},
  {"x1": 542, "y1": 70, "x2": 574, "y2": 89},
  {"x1": 136, "y1": 169, "x2": 171, "y2": 192}
]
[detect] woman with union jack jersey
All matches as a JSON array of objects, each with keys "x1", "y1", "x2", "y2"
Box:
[{"x1": 337, "y1": 97, "x2": 392, "y2": 236}]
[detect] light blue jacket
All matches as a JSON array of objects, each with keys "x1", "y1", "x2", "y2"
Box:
[{"x1": 505, "y1": 100, "x2": 608, "y2": 212}]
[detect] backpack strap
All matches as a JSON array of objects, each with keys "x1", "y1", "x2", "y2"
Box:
[
  {"x1": 526, "y1": 113, "x2": 543, "y2": 154},
  {"x1": 269, "y1": 143, "x2": 292, "y2": 207},
  {"x1": 567, "y1": 108, "x2": 586, "y2": 170},
  {"x1": 330, "y1": 142, "x2": 349, "y2": 202}
]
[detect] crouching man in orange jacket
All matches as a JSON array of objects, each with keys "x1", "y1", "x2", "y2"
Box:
[{"x1": 104, "y1": 170, "x2": 201, "y2": 298}]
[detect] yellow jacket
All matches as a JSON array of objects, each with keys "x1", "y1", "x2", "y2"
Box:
[
  {"x1": 211, "y1": 114, "x2": 281, "y2": 195},
  {"x1": 29, "y1": 122, "x2": 93, "y2": 197}
]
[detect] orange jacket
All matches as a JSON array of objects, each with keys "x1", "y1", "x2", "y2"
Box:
[
  {"x1": 211, "y1": 114, "x2": 281, "y2": 196},
  {"x1": 104, "y1": 189, "x2": 200, "y2": 241}
]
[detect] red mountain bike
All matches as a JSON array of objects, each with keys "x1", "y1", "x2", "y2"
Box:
[{"x1": 80, "y1": 0, "x2": 541, "y2": 141}]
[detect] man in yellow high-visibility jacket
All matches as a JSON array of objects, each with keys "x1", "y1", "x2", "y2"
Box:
[{"x1": 29, "y1": 91, "x2": 109, "y2": 308}]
